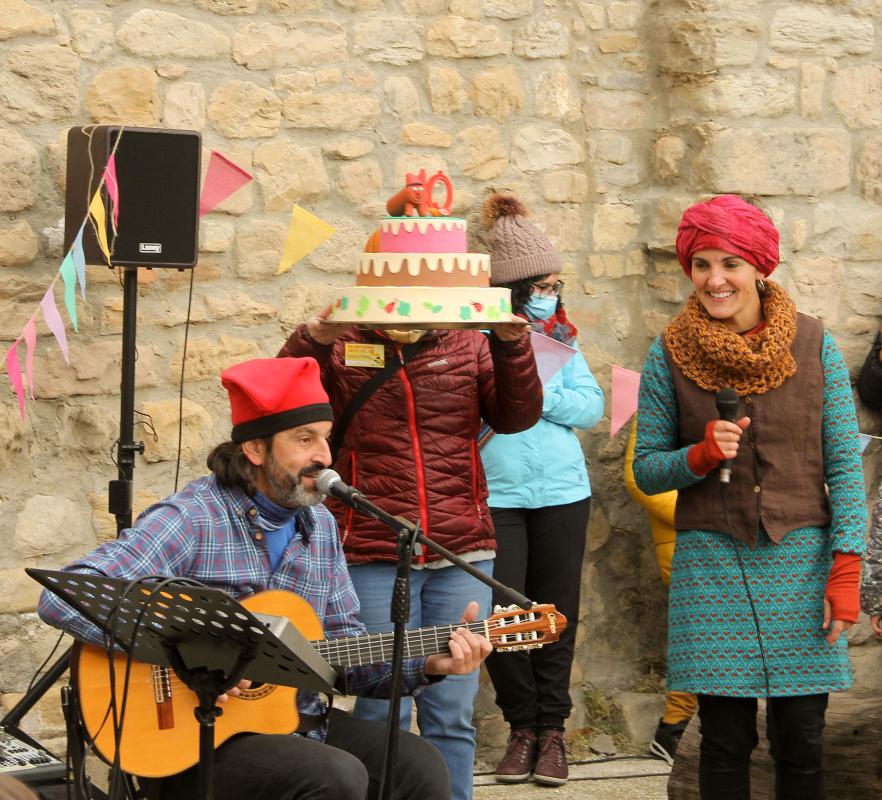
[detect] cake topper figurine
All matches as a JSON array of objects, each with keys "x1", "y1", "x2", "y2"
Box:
[{"x1": 386, "y1": 170, "x2": 453, "y2": 217}]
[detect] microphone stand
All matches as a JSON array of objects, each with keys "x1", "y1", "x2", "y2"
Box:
[{"x1": 341, "y1": 492, "x2": 532, "y2": 800}]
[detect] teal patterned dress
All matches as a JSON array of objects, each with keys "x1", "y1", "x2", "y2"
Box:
[{"x1": 634, "y1": 332, "x2": 867, "y2": 698}]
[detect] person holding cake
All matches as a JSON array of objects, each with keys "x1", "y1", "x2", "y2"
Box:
[
  {"x1": 475, "y1": 193, "x2": 604, "y2": 786},
  {"x1": 277, "y1": 174, "x2": 542, "y2": 800}
]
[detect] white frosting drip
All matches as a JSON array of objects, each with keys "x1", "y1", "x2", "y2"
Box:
[
  {"x1": 358, "y1": 253, "x2": 490, "y2": 278},
  {"x1": 381, "y1": 218, "x2": 467, "y2": 235}
]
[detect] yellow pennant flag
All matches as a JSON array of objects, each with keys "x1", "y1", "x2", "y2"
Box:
[
  {"x1": 88, "y1": 189, "x2": 112, "y2": 263},
  {"x1": 278, "y1": 205, "x2": 335, "y2": 274}
]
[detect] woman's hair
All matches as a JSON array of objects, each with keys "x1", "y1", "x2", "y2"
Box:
[
  {"x1": 206, "y1": 437, "x2": 272, "y2": 495},
  {"x1": 501, "y1": 274, "x2": 562, "y2": 316},
  {"x1": 0, "y1": 775, "x2": 39, "y2": 800}
]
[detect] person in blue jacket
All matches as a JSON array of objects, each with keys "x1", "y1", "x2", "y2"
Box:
[{"x1": 477, "y1": 193, "x2": 604, "y2": 786}]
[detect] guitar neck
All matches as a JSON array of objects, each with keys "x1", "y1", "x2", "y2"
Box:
[{"x1": 314, "y1": 620, "x2": 488, "y2": 668}]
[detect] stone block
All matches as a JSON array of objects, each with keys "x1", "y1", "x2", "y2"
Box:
[
  {"x1": 208, "y1": 81, "x2": 281, "y2": 138},
  {"x1": 353, "y1": 17, "x2": 424, "y2": 65},
  {"x1": 234, "y1": 219, "x2": 287, "y2": 279},
  {"x1": 428, "y1": 66, "x2": 466, "y2": 114},
  {"x1": 583, "y1": 87, "x2": 647, "y2": 130},
  {"x1": 614, "y1": 691, "x2": 666, "y2": 746},
  {"x1": 468, "y1": 64, "x2": 524, "y2": 122},
  {"x1": 0, "y1": 220, "x2": 38, "y2": 267},
  {"x1": 769, "y1": 6, "x2": 873, "y2": 57},
  {"x1": 393, "y1": 153, "x2": 448, "y2": 184},
  {"x1": 659, "y1": 14, "x2": 759, "y2": 74},
  {"x1": 69, "y1": 9, "x2": 114, "y2": 62},
  {"x1": 141, "y1": 398, "x2": 214, "y2": 464},
  {"x1": 253, "y1": 141, "x2": 329, "y2": 210},
  {"x1": 232, "y1": 20, "x2": 347, "y2": 70},
  {"x1": 0, "y1": 128, "x2": 38, "y2": 211},
  {"x1": 786, "y1": 256, "x2": 842, "y2": 325},
  {"x1": 0, "y1": 0, "x2": 54, "y2": 40},
  {"x1": 172, "y1": 335, "x2": 264, "y2": 383},
  {"x1": 117, "y1": 9, "x2": 230, "y2": 59},
  {"x1": 800, "y1": 63, "x2": 825, "y2": 120},
  {"x1": 383, "y1": 76, "x2": 420, "y2": 121},
  {"x1": 832, "y1": 65, "x2": 882, "y2": 129},
  {"x1": 279, "y1": 284, "x2": 342, "y2": 330},
  {"x1": 535, "y1": 65, "x2": 580, "y2": 122},
  {"x1": 484, "y1": 0, "x2": 533, "y2": 18},
  {"x1": 608, "y1": 2, "x2": 641, "y2": 30},
  {"x1": 163, "y1": 81, "x2": 206, "y2": 130},
  {"x1": 512, "y1": 125, "x2": 585, "y2": 173},
  {"x1": 14, "y1": 495, "x2": 95, "y2": 559},
  {"x1": 86, "y1": 66, "x2": 159, "y2": 126},
  {"x1": 707, "y1": 72, "x2": 795, "y2": 117},
  {"x1": 653, "y1": 136, "x2": 686, "y2": 183},
  {"x1": 201, "y1": 291, "x2": 278, "y2": 325},
  {"x1": 598, "y1": 33, "x2": 640, "y2": 53},
  {"x1": 696, "y1": 128, "x2": 849, "y2": 196},
  {"x1": 199, "y1": 219, "x2": 235, "y2": 253},
  {"x1": 425, "y1": 17, "x2": 511, "y2": 59},
  {"x1": 400, "y1": 123, "x2": 452, "y2": 148},
  {"x1": 195, "y1": 0, "x2": 259, "y2": 13},
  {"x1": 323, "y1": 139, "x2": 375, "y2": 160},
  {"x1": 578, "y1": 2, "x2": 605, "y2": 30},
  {"x1": 0, "y1": 44, "x2": 80, "y2": 123},
  {"x1": 338, "y1": 159, "x2": 383, "y2": 203},
  {"x1": 540, "y1": 170, "x2": 589, "y2": 203},
  {"x1": 593, "y1": 203, "x2": 639, "y2": 251},
  {"x1": 536, "y1": 207, "x2": 583, "y2": 252},
  {"x1": 857, "y1": 133, "x2": 882, "y2": 204},
  {"x1": 401, "y1": 0, "x2": 447, "y2": 13},
  {"x1": 455, "y1": 126, "x2": 507, "y2": 180},
  {"x1": 282, "y1": 90, "x2": 381, "y2": 131},
  {"x1": 58, "y1": 402, "x2": 118, "y2": 454},
  {"x1": 0, "y1": 568, "x2": 42, "y2": 614},
  {"x1": 513, "y1": 18, "x2": 569, "y2": 59}
]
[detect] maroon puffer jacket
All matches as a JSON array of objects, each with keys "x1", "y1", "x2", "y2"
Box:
[{"x1": 278, "y1": 326, "x2": 542, "y2": 563}]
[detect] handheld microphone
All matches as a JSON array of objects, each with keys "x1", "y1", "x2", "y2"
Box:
[{"x1": 714, "y1": 387, "x2": 740, "y2": 484}]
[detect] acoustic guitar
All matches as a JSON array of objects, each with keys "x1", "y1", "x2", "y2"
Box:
[{"x1": 72, "y1": 590, "x2": 565, "y2": 777}]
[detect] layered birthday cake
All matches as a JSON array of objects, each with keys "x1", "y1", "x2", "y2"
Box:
[{"x1": 327, "y1": 171, "x2": 513, "y2": 327}]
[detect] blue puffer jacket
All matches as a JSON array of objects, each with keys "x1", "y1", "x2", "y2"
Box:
[{"x1": 480, "y1": 348, "x2": 604, "y2": 508}]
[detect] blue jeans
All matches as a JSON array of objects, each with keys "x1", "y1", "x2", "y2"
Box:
[{"x1": 349, "y1": 559, "x2": 494, "y2": 800}]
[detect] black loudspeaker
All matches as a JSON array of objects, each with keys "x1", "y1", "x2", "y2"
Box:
[{"x1": 64, "y1": 125, "x2": 202, "y2": 269}]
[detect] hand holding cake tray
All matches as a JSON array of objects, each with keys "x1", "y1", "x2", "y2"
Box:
[{"x1": 326, "y1": 170, "x2": 527, "y2": 330}]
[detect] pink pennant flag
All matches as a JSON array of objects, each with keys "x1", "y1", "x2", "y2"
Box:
[
  {"x1": 529, "y1": 331, "x2": 577, "y2": 386},
  {"x1": 610, "y1": 365, "x2": 641, "y2": 436},
  {"x1": 200, "y1": 151, "x2": 252, "y2": 216},
  {"x1": 5, "y1": 341, "x2": 25, "y2": 422},
  {"x1": 40, "y1": 286, "x2": 69, "y2": 365},
  {"x1": 103, "y1": 153, "x2": 120, "y2": 229},
  {"x1": 22, "y1": 316, "x2": 36, "y2": 400}
]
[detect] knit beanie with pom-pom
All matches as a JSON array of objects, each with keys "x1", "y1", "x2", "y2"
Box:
[{"x1": 482, "y1": 193, "x2": 561, "y2": 286}]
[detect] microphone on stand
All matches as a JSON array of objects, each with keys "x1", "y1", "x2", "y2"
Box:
[
  {"x1": 316, "y1": 469, "x2": 400, "y2": 529},
  {"x1": 715, "y1": 388, "x2": 740, "y2": 484}
]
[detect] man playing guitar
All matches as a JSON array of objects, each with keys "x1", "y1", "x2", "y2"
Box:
[{"x1": 38, "y1": 356, "x2": 492, "y2": 800}]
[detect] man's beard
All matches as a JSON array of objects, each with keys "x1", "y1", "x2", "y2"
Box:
[{"x1": 263, "y1": 453, "x2": 326, "y2": 509}]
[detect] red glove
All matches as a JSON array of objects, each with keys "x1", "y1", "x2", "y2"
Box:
[
  {"x1": 825, "y1": 551, "x2": 862, "y2": 624},
  {"x1": 687, "y1": 421, "x2": 727, "y2": 476}
]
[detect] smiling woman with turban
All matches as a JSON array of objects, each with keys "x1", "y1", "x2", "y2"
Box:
[{"x1": 632, "y1": 195, "x2": 867, "y2": 800}]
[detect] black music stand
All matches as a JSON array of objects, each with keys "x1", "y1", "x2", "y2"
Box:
[{"x1": 27, "y1": 568, "x2": 337, "y2": 800}]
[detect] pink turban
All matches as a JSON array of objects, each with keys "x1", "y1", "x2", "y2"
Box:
[{"x1": 675, "y1": 195, "x2": 780, "y2": 277}]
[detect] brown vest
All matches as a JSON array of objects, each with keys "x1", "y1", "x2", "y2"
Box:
[{"x1": 663, "y1": 313, "x2": 831, "y2": 546}]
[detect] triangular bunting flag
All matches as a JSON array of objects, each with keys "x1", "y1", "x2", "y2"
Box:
[
  {"x1": 278, "y1": 205, "x2": 336, "y2": 274},
  {"x1": 610, "y1": 365, "x2": 641, "y2": 436},
  {"x1": 40, "y1": 286, "x2": 69, "y2": 365},
  {"x1": 859, "y1": 433, "x2": 872, "y2": 454},
  {"x1": 5, "y1": 341, "x2": 25, "y2": 422},
  {"x1": 530, "y1": 331, "x2": 577, "y2": 386},
  {"x1": 88, "y1": 188, "x2": 111, "y2": 263},
  {"x1": 59, "y1": 251, "x2": 79, "y2": 332},
  {"x1": 72, "y1": 223, "x2": 86, "y2": 298},
  {"x1": 22, "y1": 316, "x2": 36, "y2": 400},
  {"x1": 104, "y1": 152, "x2": 120, "y2": 230},
  {"x1": 200, "y1": 151, "x2": 252, "y2": 216}
]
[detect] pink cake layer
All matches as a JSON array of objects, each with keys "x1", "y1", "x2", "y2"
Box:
[{"x1": 379, "y1": 217, "x2": 467, "y2": 253}]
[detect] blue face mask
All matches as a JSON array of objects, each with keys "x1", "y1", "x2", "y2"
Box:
[{"x1": 524, "y1": 295, "x2": 558, "y2": 321}]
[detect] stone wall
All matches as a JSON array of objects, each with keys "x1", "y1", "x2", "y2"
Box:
[{"x1": 1, "y1": 0, "x2": 880, "y2": 756}]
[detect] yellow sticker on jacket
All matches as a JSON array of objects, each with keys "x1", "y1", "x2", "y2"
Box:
[{"x1": 344, "y1": 343, "x2": 385, "y2": 368}]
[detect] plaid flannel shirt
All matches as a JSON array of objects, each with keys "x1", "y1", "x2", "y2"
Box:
[{"x1": 37, "y1": 474, "x2": 432, "y2": 740}]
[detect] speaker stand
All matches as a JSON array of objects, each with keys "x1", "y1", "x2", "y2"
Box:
[{"x1": 108, "y1": 266, "x2": 145, "y2": 532}]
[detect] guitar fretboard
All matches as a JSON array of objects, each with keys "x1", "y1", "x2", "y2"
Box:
[{"x1": 314, "y1": 620, "x2": 489, "y2": 667}]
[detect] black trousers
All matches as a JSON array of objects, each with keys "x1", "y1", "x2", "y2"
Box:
[
  {"x1": 152, "y1": 708, "x2": 451, "y2": 800},
  {"x1": 697, "y1": 694, "x2": 829, "y2": 800},
  {"x1": 484, "y1": 499, "x2": 590, "y2": 730}
]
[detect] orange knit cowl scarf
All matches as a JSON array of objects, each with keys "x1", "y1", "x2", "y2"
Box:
[{"x1": 663, "y1": 280, "x2": 798, "y2": 395}]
